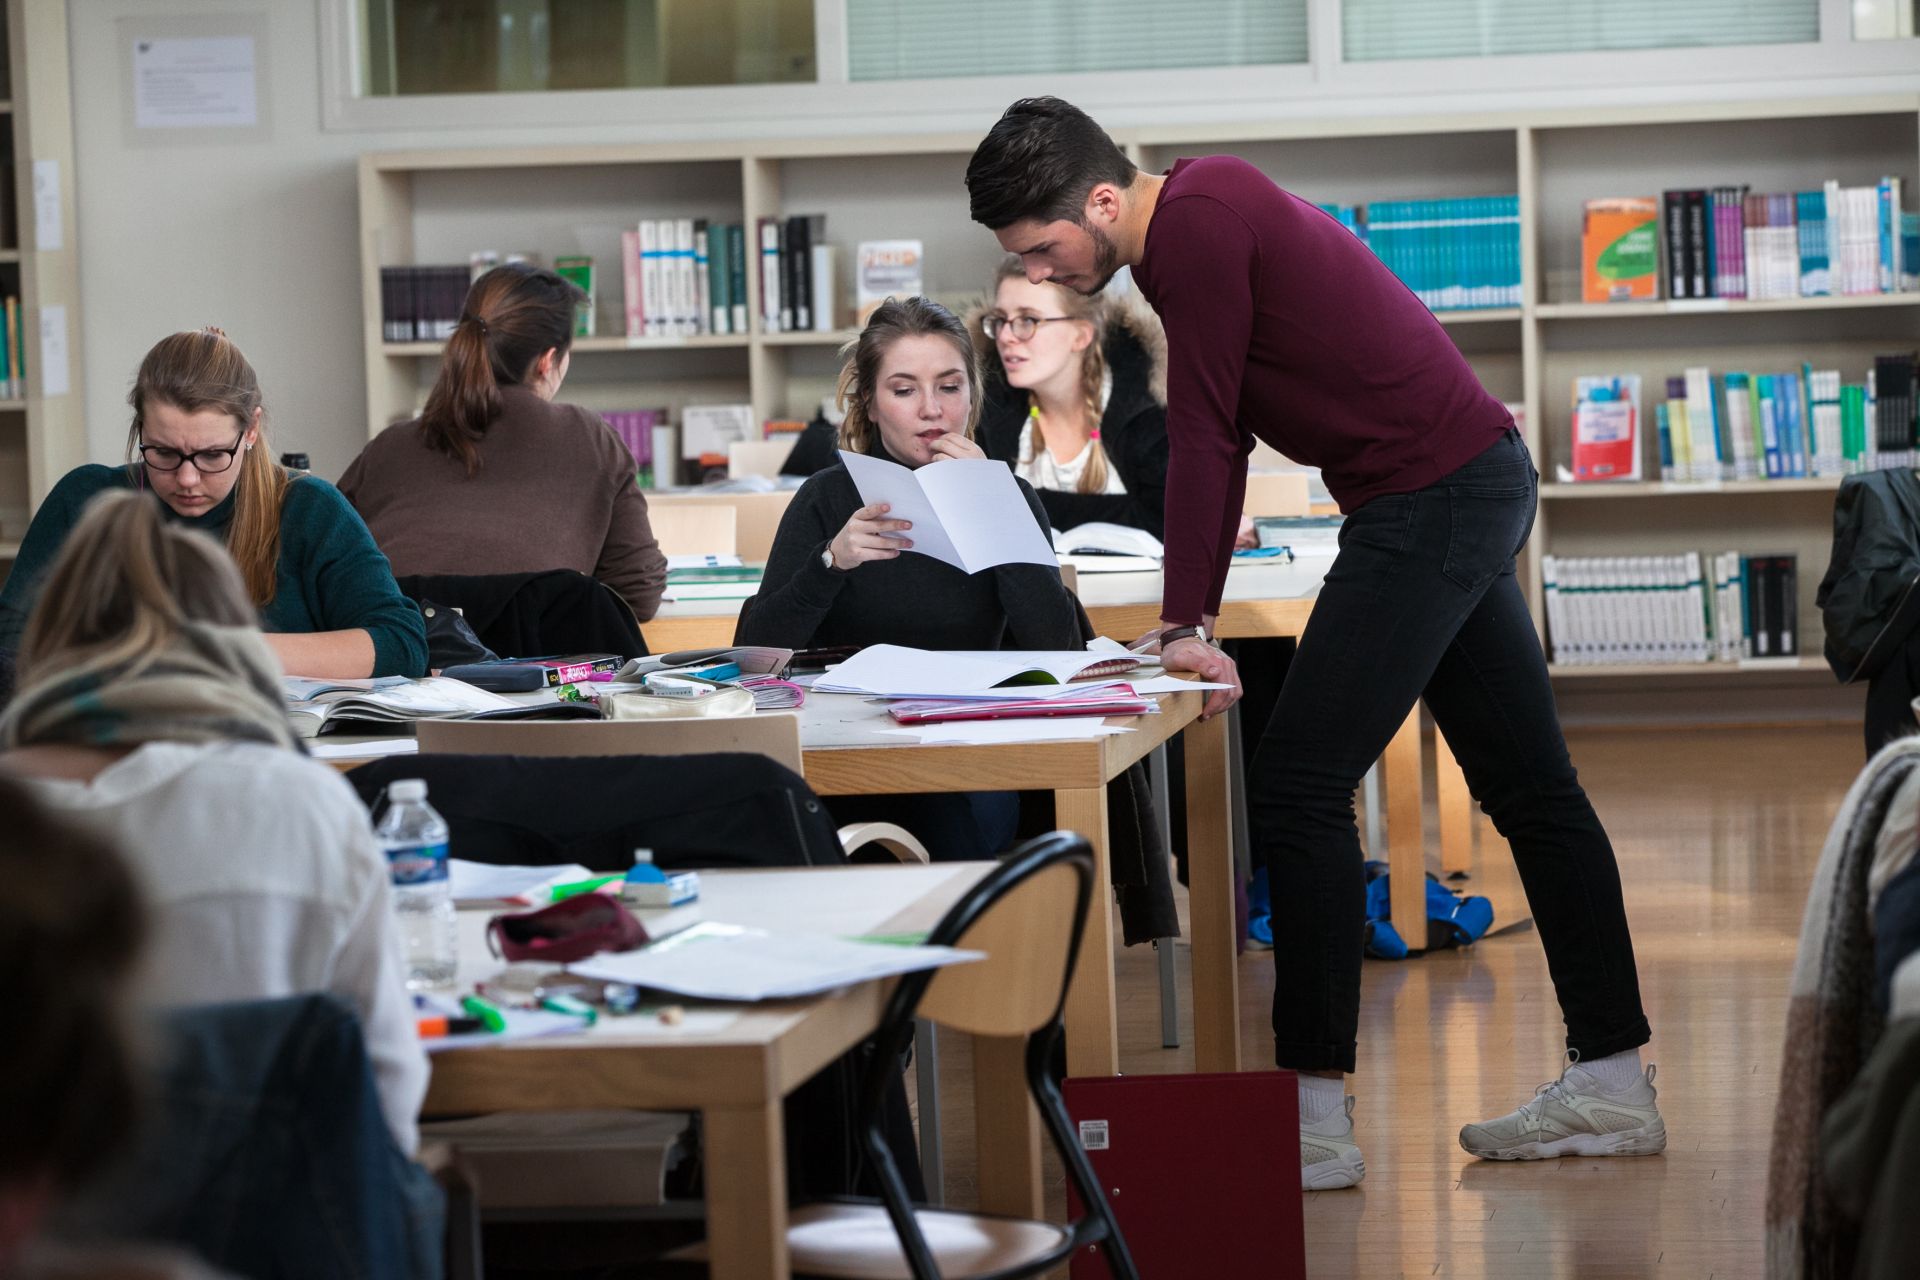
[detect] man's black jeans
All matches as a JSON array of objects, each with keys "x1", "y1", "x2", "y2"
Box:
[{"x1": 1250, "y1": 429, "x2": 1651, "y2": 1074}]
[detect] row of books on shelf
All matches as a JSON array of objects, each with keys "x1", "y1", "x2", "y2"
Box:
[
  {"x1": 0, "y1": 294, "x2": 26, "y2": 399},
  {"x1": 1317, "y1": 196, "x2": 1522, "y2": 310},
  {"x1": 1565, "y1": 353, "x2": 1918, "y2": 483},
  {"x1": 598, "y1": 403, "x2": 809, "y2": 489},
  {"x1": 1543, "y1": 552, "x2": 1799, "y2": 667},
  {"x1": 616, "y1": 217, "x2": 840, "y2": 339},
  {"x1": 1579, "y1": 179, "x2": 1916, "y2": 304},
  {"x1": 378, "y1": 230, "x2": 928, "y2": 345}
]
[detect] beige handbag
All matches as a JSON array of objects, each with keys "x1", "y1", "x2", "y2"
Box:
[{"x1": 604, "y1": 685, "x2": 756, "y2": 720}]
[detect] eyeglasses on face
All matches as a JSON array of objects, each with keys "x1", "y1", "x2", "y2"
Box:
[
  {"x1": 981, "y1": 313, "x2": 1075, "y2": 341},
  {"x1": 137, "y1": 432, "x2": 247, "y2": 474}
]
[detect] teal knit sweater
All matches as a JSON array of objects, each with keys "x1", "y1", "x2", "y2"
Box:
[{"x1": 0, "y1": 465, "x2": 427, "y2": 677}]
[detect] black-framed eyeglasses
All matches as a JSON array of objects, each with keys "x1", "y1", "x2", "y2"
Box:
[
  {"x1": 137, "y1": 433, "x2": 246, "y2": 474},
  {"x1": 981, "y1": 313, "x2": 1076, "y2": 341}
]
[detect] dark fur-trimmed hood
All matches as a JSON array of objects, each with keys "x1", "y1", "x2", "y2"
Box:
[{"x1": 968, "y1": 290, "x2": 1167, "y2": 418}]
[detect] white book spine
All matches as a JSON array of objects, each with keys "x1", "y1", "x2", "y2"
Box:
[
  {"x1": 639, "y1": 220, "x2": 664, "y2": 339},
  {"x1": 1684, "y1": 367, "x2": 1721, "y2": 482},
  {"x1": 1684, "y1": 553, "x2": 1707, "y2": 663},
  {"x1": 693, "y1": 223, "x2": 711, "y2": 338},
  {"x1": 810, "y1": 243, "x2": 837, "y2": 333},
  {"x1": 759, "y1": 221, "x2": 782, "y2": 334},
  {"x1": 1543, "y1": 556, "x2": 1566, "y2": 664},
  {"x1": 1724, "y1": 382, "x2": 1757, "y2": 481},
  {"x1": 674, "y1": 218, "x2": 696, "y2": 337}
]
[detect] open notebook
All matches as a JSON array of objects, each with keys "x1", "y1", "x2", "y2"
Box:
[
  {"x1": 813, "y1": 644, "x2": 1141, "y2": 699},
  {"x1": 282, "y1": 676, "x2": 598, "y2": 738}
]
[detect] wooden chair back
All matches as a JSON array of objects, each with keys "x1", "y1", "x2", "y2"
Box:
[
  {"x1": 917, "y1": 859, "x2": 1083, "y2": 1037},
  {"x1": 648, "y1": 504, "x2": 737, "y2": 558},
  {"x1": 1242, "y1": 471, "x2": 1311, "y2": 518},
  {"x1": 417, "y1": 713, "x2": 802, "y2": 774}
]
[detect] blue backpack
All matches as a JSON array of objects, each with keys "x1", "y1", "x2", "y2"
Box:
[{"x1": 1361, "y1": 861, "x2": 1495, "y2": 960}]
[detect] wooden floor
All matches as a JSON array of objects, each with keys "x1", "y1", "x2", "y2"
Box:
[{"x1": 918, "y1": 722, "x2": 1862, "y2": 1279}]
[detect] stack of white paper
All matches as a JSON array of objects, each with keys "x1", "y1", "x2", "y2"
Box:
[
  {"x1": 814, "y1": 644, "x2": 1139, "y2": 699},
  {"x1": 449, "y1": 859, "x2": 596, "y2": 909},
  {"x1": 571, "y1": 922, "x2": 982, "y2": 1001},
  {"x1": 880, "y1": 718, "x2": 1134, "y2": 745}
]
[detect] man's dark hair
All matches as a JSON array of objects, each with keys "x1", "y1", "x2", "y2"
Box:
[{"x1": 966, "y1": 97, "x2": 1138, "y2": 231}]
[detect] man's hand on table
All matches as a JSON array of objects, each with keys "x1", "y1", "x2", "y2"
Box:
[{"x1": 1131, "y1": 621, "x2": 1243, "y2": 719}]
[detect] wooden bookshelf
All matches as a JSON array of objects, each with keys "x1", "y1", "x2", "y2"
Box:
[
  {"x1": 0, "y1": 0, "x2": 84, "y2": 568},
  {"x1": 1541, "y1": 478, "x2": 1843, "y2": 499},
  {"x1": 1548, "y1": 657, "x2": 1828, "y2": 679},
  {"x1": 1535, "y1": 293, "x2": 1920, "y2": 320},
  {"x1": 358, "y1": 96, "x2": 1920, "y2": 695}
]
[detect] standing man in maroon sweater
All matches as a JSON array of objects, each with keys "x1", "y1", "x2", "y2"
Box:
[{"x1": 967, "y1": 99, "x2": 1662, "y2": 1189}]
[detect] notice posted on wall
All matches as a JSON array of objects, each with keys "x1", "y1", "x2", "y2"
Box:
[{"x1": 132, "y1": 35, "x2": 258, "y2": 130}]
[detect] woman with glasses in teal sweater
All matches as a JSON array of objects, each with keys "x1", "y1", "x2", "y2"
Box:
[{"x1": 0, "y1": 329, "x2": 425, "y2": 680}]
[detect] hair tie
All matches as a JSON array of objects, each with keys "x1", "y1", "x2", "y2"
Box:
[
  {"x1": 462, "y1": 314, "x2": 489, "y2": 336},
  {"x1": 1089, "y1": 427, "x2": 1101, "y2": 441}
]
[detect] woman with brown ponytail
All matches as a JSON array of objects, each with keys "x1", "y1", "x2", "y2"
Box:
[
  {"x1": 973, "y1": 256, "x2": 1171, "y2": 538},
  {"x1": 0, "y1": 329, "x2": 427, "y2": 679},
  {"x1": 340, "y1": 263, "x2": 667, "y2": 624}
]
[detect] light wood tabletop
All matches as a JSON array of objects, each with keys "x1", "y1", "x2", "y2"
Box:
[
  {"x1": 648, "y1": 556, "x2": 1454, "y2": 945},
  {"x1": 794, "y1": 687, "x2": 1240, "y2": 1084},
  {"x1": 425, "y1": 862, "x2": 994, "y2": 1280}
]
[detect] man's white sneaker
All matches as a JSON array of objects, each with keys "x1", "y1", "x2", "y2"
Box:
[
  {"x1": 1459, "y1": 1058, "x2": 1667, "y2": 1161},
  {"x1": 1300, "y1": 1095, "x2": 1366, "y2": 1189}
]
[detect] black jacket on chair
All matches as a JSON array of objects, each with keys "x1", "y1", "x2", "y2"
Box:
[
  {"x1": 397, "y1": 569, "x2": 647, "y2": 662},
  {"x1": 347, "y1": 752, "x2": 844, "y2": 872},
  {"x1": 1818, "y1": 470, "x2": 1920, "y2": 754}
]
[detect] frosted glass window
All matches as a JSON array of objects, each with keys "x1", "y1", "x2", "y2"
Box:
[
  {"x1": 1342, "y1": 0, "x2": 1818, "y2": 61},
  {"x1": 1852, "y1": 0, "x2": 1917, "y2": 39},
  {"x1": 361, "y1": 0, "x2": 815, "y2": 95},
  {"x1": 847, "y1": 0, "x2": 1307, "y2": 81}
]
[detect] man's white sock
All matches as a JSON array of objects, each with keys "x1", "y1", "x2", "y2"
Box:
[
  {"x1": 1297, "y1": 1073, "x2": 1344, "y2": 1124},
  {"x1": 1577, "y1": 1048, "x2": 1644, "y2": 1092}
]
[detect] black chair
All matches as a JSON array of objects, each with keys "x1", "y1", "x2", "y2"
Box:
[
  {"x1": 55, "y1": 994, "x2": 450, "y2": 1280},
  {"x1": 397, "y1": 569, "x2": 647, "y2": 662},
  {"x1": 666, "y1": 831, "x2": 1140, "y2": 1280}
]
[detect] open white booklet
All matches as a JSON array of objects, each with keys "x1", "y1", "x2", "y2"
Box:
[
  {"x1": 814, "y1": 644, "x2": 1141, "y2": 699},
  {"x1": 839, "y1": 450, "x2": 1057, "y2": 574},
  {"x1": 282, "y1": 675, "x2": 528, "y2": 739}
]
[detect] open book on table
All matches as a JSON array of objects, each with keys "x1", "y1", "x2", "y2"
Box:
[
  {"x1": 813, "y1": 644, "x2": 1142, "y2": 699},
  {"x1": 282, "y1": 676, "x2": 599, "y2": 739},
  {"x1": 839, "y1": 450, "x2": 1056, "y2": 574}
]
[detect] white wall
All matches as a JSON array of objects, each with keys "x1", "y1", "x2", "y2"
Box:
[{"x1": 67, "y1": 0, "x2": 1920, "y2": 480}]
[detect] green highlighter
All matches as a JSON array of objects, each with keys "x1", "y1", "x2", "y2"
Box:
[
  {"x1": 549, "y1": 873, "x2": 625, "y2": 901},
  {"x1": 460, "y1": 993, "x2": 508, "y2": 1033}
]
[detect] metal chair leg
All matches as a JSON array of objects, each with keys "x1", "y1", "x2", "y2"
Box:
[
  {"x1": 914, "y1": 1018, "x2": 943, "y2": 1203},
  {"x1": 1363, "y1": 761, "x2": 1383, "y2": 856},
  {"x1": 1147, "y1": 744, "x2": 1180, "y2": 1048}
]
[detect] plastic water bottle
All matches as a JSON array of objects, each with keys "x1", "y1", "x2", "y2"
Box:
[{"x1": 376, "y1": 778, "x2": 457, "y2": 991}]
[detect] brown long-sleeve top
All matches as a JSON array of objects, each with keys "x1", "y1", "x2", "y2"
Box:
[{"x1": 339, "y1": 385, "x2": 667, "y2": 622}]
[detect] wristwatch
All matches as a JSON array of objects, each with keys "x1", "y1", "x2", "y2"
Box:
[
  {"x1": 1159, "y1": 623, "x2": 1210, "y2": 647},
  {"x1": 820, "y1": 547, "x2": 840, "y2": 572}
]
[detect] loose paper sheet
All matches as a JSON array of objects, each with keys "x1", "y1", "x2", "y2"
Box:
[{"x1": 572, "y1": 923, "x2": 982, "y2": 1001}]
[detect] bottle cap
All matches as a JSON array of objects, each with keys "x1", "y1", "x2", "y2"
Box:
[
  {"x1": 389, "y1": 779, "x2": 427, "y2": 803},
  {"x1": 632, "y1": 847, "x2": 655, "y2": 865}
]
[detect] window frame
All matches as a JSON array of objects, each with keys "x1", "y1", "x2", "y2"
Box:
[{"x1": 320, "y1": 0, "x2": 1920, "y2": 135}]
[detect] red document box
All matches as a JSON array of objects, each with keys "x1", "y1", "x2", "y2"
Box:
[{"x1": 1063, "y1": 1071, "x2": 1304, "y2": 1279}]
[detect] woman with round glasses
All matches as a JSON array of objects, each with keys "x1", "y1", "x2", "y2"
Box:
[
  {"x1": 0, "y1": 329, "x2": 426, "y2": 679},
  {"x1": 972, "y1": 256, "x2": 1171, "y2": 538}
]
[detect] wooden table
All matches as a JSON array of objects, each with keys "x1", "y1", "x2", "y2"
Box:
[
  {"x1": 650, "y1": 557, "x2": 1456, "y2": 943},
  {"x1": 794, "y1": 687, "x2": 1239, "y2": 1092},
  {"x1": 426, "y1": 863, "x2": 994, "y2": 1280}
]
